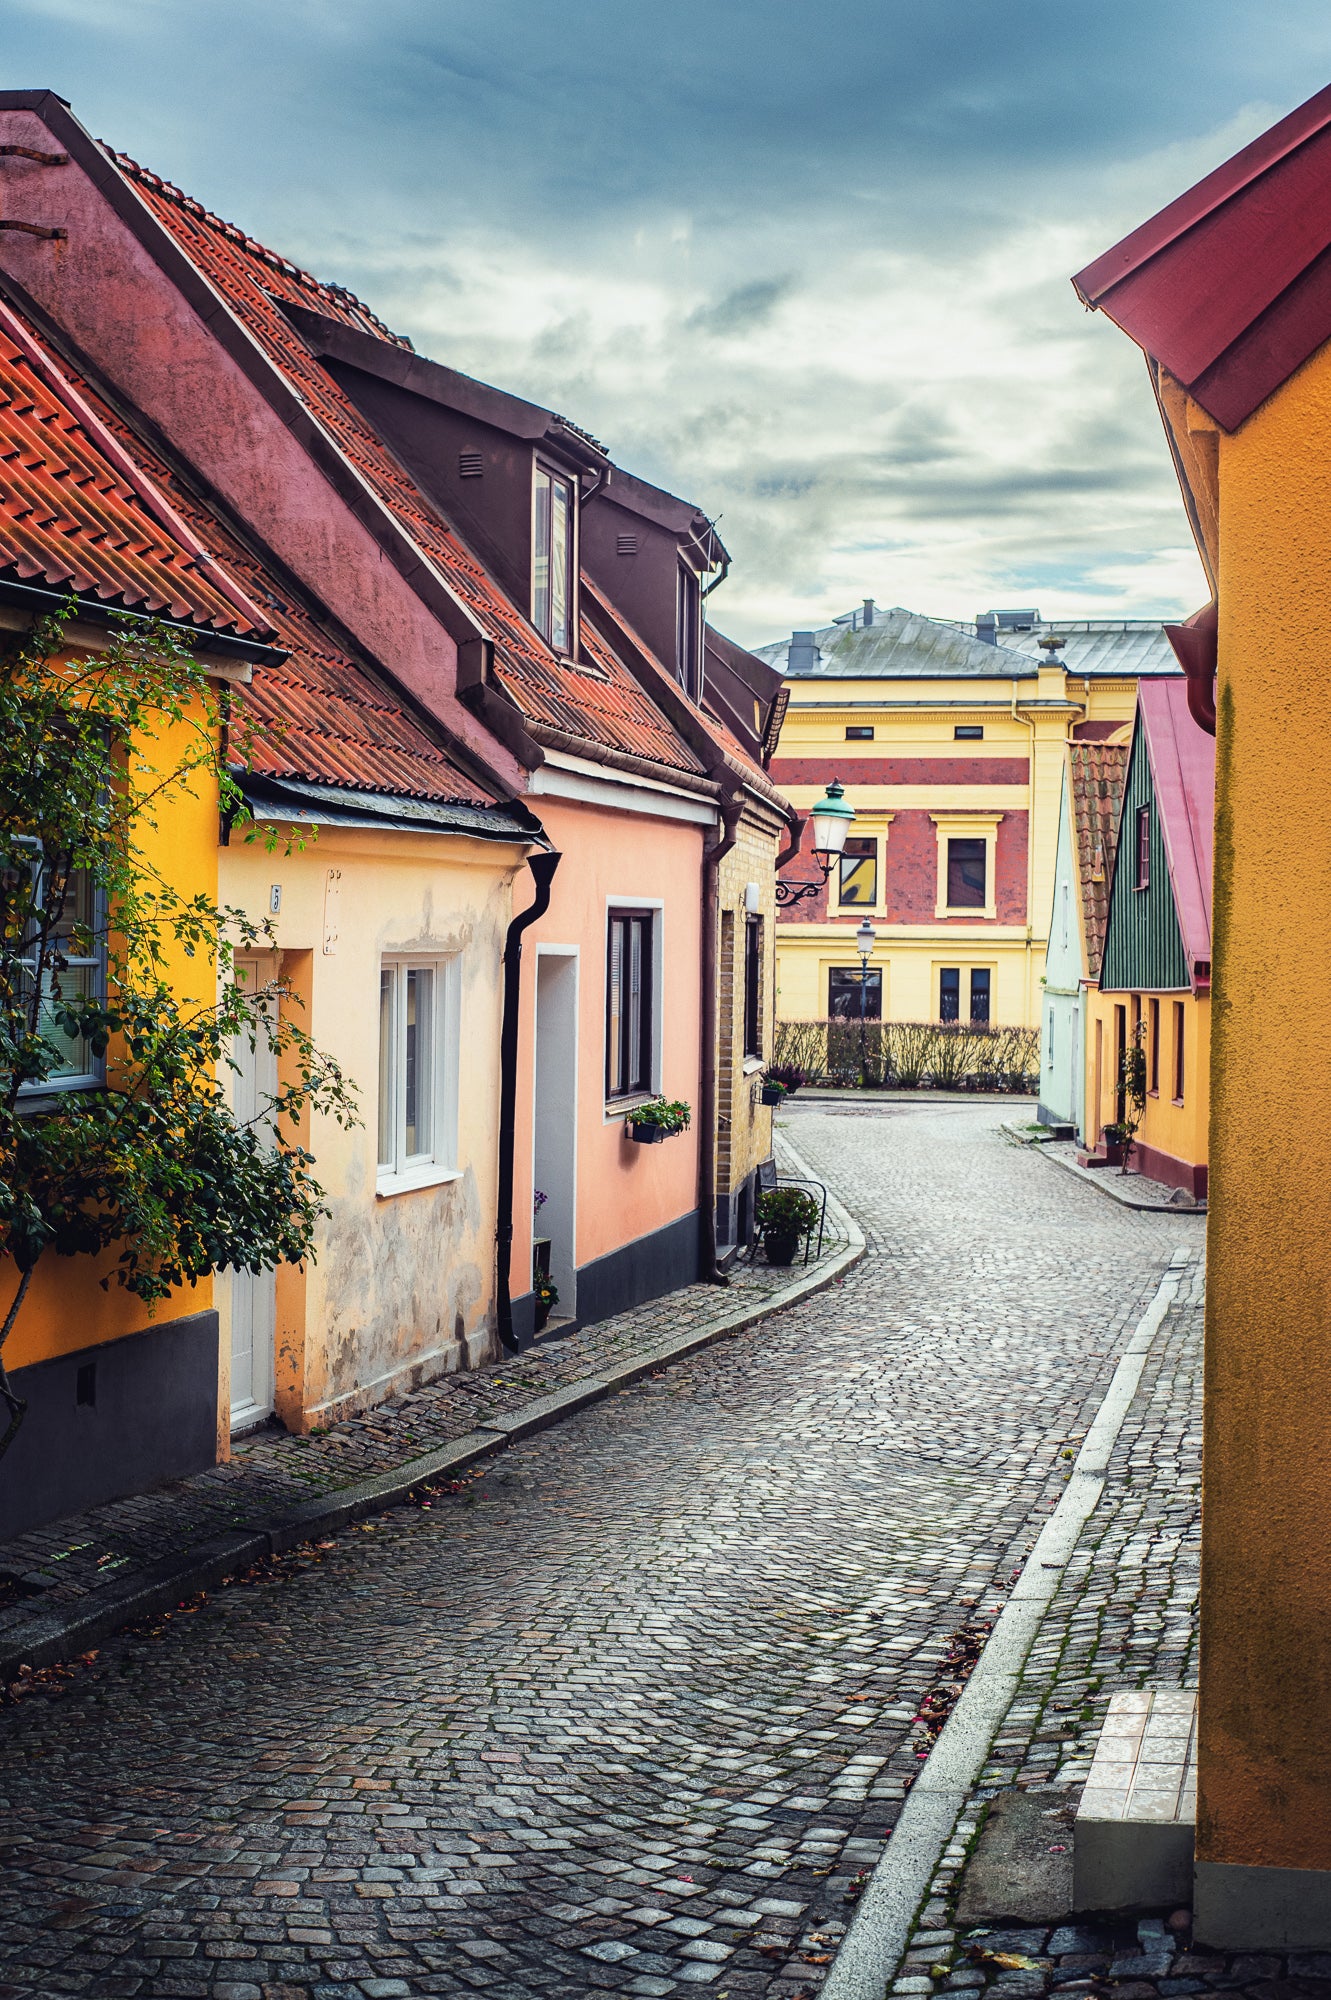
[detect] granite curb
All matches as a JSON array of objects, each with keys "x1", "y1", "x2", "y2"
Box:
[
  {"x1": 1031, "y1": 1134, "x2": 1207, "y2": 1213},
  {"x1": 0, "y1": 1150, "x2": 865, "y2": 1683}
]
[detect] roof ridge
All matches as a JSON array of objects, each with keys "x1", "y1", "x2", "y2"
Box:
[{"x1": 107, "y1": 147, "x2": 412, "y2": 352}]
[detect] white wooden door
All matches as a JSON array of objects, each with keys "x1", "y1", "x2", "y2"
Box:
[{"x1": 228, "y1": 964, "x2": 278, "y2": 1430}]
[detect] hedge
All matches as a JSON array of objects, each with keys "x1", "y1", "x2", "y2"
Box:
[{"x1": 773, "y1": 1018, "x2": 1039, "y2": 1092}]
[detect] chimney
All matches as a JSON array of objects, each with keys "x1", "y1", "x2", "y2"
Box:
[
  {"x1": 788, "y1": 630, "x2": 818, "y2": 674},
  {"x1": 976, "y1": 610, "x2": 998, "y2": 645},
  {"x1": 862, "y1": 598, "x2": 875, "y2": 628}
]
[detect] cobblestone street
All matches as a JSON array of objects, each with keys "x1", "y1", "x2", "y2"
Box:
[{"x1": 0, "y1": 1103, "x2": 1202, "y2": 2000}]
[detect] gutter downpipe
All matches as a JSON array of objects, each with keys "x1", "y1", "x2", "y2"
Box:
[
  {"x1": 496, "y1": 846, "x2": 561, "y2": 1352},
  {"x1": 699, "y1": 789, "x2": 744, "y2": 1287}
]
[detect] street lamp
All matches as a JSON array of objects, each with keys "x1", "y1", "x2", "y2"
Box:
[
  {"x1": 776, "y1": 779, "x2": 857, "y2": 906},
  {"x1": 856, "y1": 917, "x2": 876, "y2": 1086}
]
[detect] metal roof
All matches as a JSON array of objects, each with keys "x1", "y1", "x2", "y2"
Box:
[
  {"x1": 113, "y1": 153, "x2": 703, "y2": 780},
  {"x1": 1074, "y1": 83, "x2": 1331, "y2": 431},
  {"x1": 755, "y1": 605, "x2": 1039, "y2": 680},
  {"x1": 757, "y1": 605, "x2": 1180, "y2": 681}
]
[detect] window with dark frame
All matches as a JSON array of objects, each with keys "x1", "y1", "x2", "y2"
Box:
[
  {"x1": 969, "y1": 968, "x2": 991, "y2": 1024},
  {"x1": 676, "y1": 563, "x2": 702, "y2": 698},
  {"x1": 845, "y1": 725, "x2": 874, "y2": 740},
  {"x1": 939, "y1": 967, "x2": 961, "y2": 1022},
  {"x1": 946, "y1": 837, "x2": 987, "y2": 909},
  {"x1": 1149, "y1": 997, "x2": 1160, "y2": 1093},
  {"x1": 743, "y1": 916, "x2": 763, "y2": 1060},
  {"x1": 533, "y1": 463, "x2": 575, "y2": 653},
  {"x1": 1173, "y1": 1000, "x2": 1186, "y2": 1103},
  {"x1": 828, "y1": 967, "x2": 881, "y2": 1020},
  {"x1": 838, "y1": 835, "x2": 877, "y2": 907},
  {"x1": 1135, "y1": 805, "x2": 1151, "y2": 889},
  {"x1": 606, "y1": 909, "x2": 654, "y2": 1099},
  {"x1": 954, "y1": 725, "x2": 984, "y2": 740}
]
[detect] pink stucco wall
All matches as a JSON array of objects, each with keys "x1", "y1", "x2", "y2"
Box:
[
  {"x1": 512, "y1": 794, "x2": 704, "y2": 1286},
  {"x1": 0, "y1": 103, "x2": 523, "y2": 792}
]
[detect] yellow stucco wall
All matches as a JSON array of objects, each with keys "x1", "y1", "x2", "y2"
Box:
[
  {"x1": 1184, "y1": 341, "x2": 1331, "y2": 1875},
  {"x1": 219, "y1": 822, "x2": 525, "y2": 1434},
  {"x1": 1084, "y1": 984, "x2": 1209, "y2": 1181},
  {"x1": 3, "y1": 698, "x2": 220, "y2": 1373},
  {"x1": 772, "y1": 666, "x2": 1138, "y2": 1027}
]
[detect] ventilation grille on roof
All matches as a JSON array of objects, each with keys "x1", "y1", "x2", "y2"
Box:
[
  {"x1": 459, "y1": 450, "x2": 484, "y2": 478},
  {"x1": 617, "y1": 533, "x2": 638, "y2": 556}
]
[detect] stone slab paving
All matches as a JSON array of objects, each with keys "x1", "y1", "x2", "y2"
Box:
[
  {"x1": 890, "y1": 1262, "x2": 1327, "y2": 1996},
  {"x1": 0, "y1": 1102, "x2": 1201, "y2": 1999},
  {"x1": 0, "y1": 1133, "x2": 849, "y2": 1633}
]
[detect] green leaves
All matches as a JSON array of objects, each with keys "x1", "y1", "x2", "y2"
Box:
[{"x1": 0, "y1": 606, "x2": 358, "y2": 1340}]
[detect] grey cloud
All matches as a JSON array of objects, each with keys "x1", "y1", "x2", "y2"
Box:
[{"x1": 686, "y1": 277, "x2": 795, "y2": 338}]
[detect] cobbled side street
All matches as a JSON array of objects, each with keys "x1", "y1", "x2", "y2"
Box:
[{"x1": 0, "y1": 1103, "x2": 1203, "y2": 2000}]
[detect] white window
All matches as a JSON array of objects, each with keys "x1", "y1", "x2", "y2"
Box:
[
  {"x1": 16, "y1": 847, "x2": 104, "y2": 1096},
  {"x1": 533, "y1": 463, "x2": 576, "y2": 654},
  {"x1": 376, "y1": 956, "x2": 460, "y2": 1193}
]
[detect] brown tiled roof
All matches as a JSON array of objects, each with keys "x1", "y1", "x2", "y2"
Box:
[
  {"x1": 1070, "y1": 741, "x2": 1128, "y2": 980},
  {"x1": 111, "y1": 153, "x2": 702, "y2": 779},
  {"x1": 16, "y1": 301, "x2": 506, "y2": 809},
  {"x1": 0, "y1": 298, "x2": 270, "y2": 639}
]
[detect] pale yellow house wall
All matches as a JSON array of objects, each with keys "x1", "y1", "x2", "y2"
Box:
[
  {"x1": 219, "y1": 823, "x2": 525, "y2": 1433},
  {"x1": 715, "y1": 798, "x2": 786, "y2": 1224},
  {"x1": 772, "y1": 668, "x2": 1139, "y2": 1028}
]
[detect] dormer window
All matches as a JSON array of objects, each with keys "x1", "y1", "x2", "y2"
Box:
[
  {"x1": 676, "y1": 562, "x2": 702, "y2": 699},
  {"x1": 533, "y1": 463, "x2": 576, "y2": 653}
]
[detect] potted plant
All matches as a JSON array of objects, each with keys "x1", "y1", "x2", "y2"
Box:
[
  {"x1": 762, "y1": 1062, "x2": 807, "y2": 1102},
  {"x1": 755, "y1": 1184, "x2": 821, "y2": 1266},
  {"x1": 627, "y1": 1097, "x2": 691, "y2": 1144},
  {"x1": 533, "y1": 1271, "x2": 559, "y2": 1334},
  {"x1": 1101, "y1": 1121, "x2": 1129, "y2": 1166}
]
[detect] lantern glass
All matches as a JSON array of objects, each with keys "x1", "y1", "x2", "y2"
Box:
[{"x1": 810, "y1": 778, "x2": 855, "y2": 859}]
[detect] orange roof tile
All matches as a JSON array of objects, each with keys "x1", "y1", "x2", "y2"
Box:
[
  {"x1": 111, "y1": 153, "x2": 702, "y2": 780},
  {"x1": 0, "y1": 296, "x2": 270, "y2": 638},
  {"x1": 1070, "y1": 741, "x2": 1128, "y2": 980},
  {"x1": 13, "y1": 300, "x2": 505, "y2": 810}
]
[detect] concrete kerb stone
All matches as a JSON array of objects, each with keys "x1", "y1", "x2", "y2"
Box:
[
  {"x1": 820, "y1": 1245, "x2": 1193, "y2": 2000},
  {"x1": 1031, "y1": 1137, "x2": 1208, "y2": 1214},
  {"x1": 0, "y1": 1135, "x2": 864, "y2": 1684}
]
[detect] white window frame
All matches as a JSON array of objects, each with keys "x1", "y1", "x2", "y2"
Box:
[
  {"x1": 603, "y1": 895, "x2": 664, "y2": 1118},
  {"x1": 532, "y1": 459, "x2": 578, "y2": 656},
  {"x1": 16, "y1": 841, "x2": 106, "y2": 1099},
  {"x1": 931, "y1": 811, "x2": 1004, "y2": 920},
  {"x1": 376, "y1": 953, "x2": 461, "y2": 1196}
]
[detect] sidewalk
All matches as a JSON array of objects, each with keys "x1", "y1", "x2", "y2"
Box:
[
  {"x1": 0, "y1": 1134, "x2": 860, "y2": 1680},
  {"x1": 832, "y1": 1256, "x2": 1316, "y2": 1995}
]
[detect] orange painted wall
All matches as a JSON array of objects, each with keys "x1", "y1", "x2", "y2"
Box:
[
  {"x1": 511, "y1": 793, "x2": 704, "y2": 1295},
  {"x1": 3, "y1": 696, "x2": 220, "y2": 1372},
  {"x1": 1185, "y1": 339, "x2": 1331, "y2": 1878}
]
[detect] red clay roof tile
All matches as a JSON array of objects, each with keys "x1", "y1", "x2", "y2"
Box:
[
  {"x1": 111, "y1": 152, "x2": 702, "y2": 779},
  {"x1": 1069, "y1": 741, "x2": 1127, "y2": 981}
]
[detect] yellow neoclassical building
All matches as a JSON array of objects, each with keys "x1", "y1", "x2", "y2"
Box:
[{"x1": 760, "y1": 605, "x2": 1178, "y2": 1029}]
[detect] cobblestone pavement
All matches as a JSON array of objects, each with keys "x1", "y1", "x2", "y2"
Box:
[
  {"x1": 0, "y1": 1134, "x2": 849, "y2": 1629},
  {"x1": 891, "y1": 1263, "x2": 1322, "y2": 1997},
  {"x1": 0, "y1": 1104, "x2": 1202, "y2": 1999}
]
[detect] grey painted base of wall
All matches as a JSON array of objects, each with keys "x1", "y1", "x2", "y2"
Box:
[
  {"x1": 509, "y1": 1290, "x2": 537, "y2": 1349},
  {"x1": 576, "y1": 1209, "x2": 701, "y2": 1328},
  {"x1": 716, "y1": 1165, "x2": 763, "y2": 1257},
  {"x1": 1, "y1": 1311, "x2": 219, "y2": 1542},
  {"x1": 1195, "y1": 1859, "x2": 1331, "y2": 1947}
]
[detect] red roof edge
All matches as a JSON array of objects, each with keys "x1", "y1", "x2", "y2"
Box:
[
  {"x1": 1138, "y1": 678, "x2": 1216, "y2": 981},
  {"x1": 1073, "y1": 84, "x2": 1331, "y2": 306}
]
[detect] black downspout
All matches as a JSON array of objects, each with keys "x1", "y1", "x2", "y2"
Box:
[
  {"x1": 496, "y1": 848, "x2": 561, "y2": 1352},
  {"x1": 699, "y1": 793, "x2": 743, "y2": 1286}
]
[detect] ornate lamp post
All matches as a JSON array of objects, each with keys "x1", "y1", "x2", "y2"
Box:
[
  {"x1": 855, "y1": 917, "x2": 877, "y2": 1086},
  {"x1": 775, "y1": 779, "x2": 857, "y2": 907}
]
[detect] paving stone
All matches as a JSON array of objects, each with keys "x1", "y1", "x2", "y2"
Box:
[{"x1": 0, "y1": 1105, "x2": 1201, "y2": 1998}]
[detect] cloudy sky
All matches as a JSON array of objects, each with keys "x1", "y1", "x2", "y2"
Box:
[{"x1": 7, "y1": 3, "x2": 1330, "y2": 644}]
